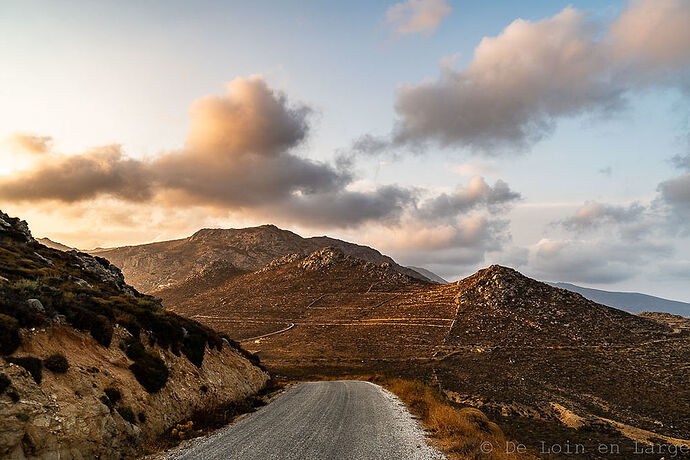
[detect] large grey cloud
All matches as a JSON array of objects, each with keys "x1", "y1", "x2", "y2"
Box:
[
  {"x1": 0, "y1": 145, "x2": 153, "y2": 202},
  {"x1": 362, "y1": 0, "x2": 690, "y2": 153},
  {"x1": 416, "y1": 177, "x2": 520, "y2": 220},
  {"x1": 0, "y1": 76, "x2": 519, "y2": 234}
]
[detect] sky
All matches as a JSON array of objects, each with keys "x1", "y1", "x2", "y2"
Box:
[{"x1": 1, "y1": 0, "x2": 690, "y2": 301}]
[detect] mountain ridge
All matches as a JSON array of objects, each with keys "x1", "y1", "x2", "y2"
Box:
[{"x1": 89, "y1": 224, "x2": 432, "y2": 292}]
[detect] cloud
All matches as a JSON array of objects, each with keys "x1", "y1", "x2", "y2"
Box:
[
  {"x1": 185, "y1": 76, "x2": 311, "y2": 156},
  {"x1": 364, "y1": 215, "x2": 511, "y2": 271},
  {"x1": 560, "y1": 201, "x2": 645, "y2": 232},
  {"x1": 361, "y1": 179, "x2": 520, "y2": 276},
  {"x1": 609, "y1": 0, "x2": 690, "y2": 76},
  {"x1": 671, "y1": 154, "x2": 690, "y2": 171},
  {"x1": 658, "y1": 173, "x2": 690, "y2": 221},
  {"x1": 416, "y1": 176, "x2": 520, "y2": 220},
  {"x1": 7, "y1": 133, "x2": 53, "y2": 154},
  {"x1": 529, "y1": 238, "x2": 670, "y2": 284},
  {"x1": 0, "y1": 145, "x2": 153, "y2": 202},
  {"x1": 0, "y1": 76, "x2": 520, "y2": 235},
  {"x1": 365, "y1": 0, "x2": 690, "y2": 153},
  {"x1": 386, "y1": 0, "x2": 451, "y2": 36}
]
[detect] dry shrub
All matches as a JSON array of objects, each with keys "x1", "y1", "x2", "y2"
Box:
[{"x1": 382, "y1": 378, "x2": 530, "y2": 460}]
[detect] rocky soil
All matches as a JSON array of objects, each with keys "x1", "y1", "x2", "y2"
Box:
[{"x1": 1, "y1": 326, "x2": 267, "y2": 459}]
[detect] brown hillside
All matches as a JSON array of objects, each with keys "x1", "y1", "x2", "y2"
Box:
[{"x1": 159, "y1": 253, "x2": 690, "y2": 457}]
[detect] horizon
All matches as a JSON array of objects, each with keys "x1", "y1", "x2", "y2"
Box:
[{"x1": 1, "y1": 0, "x2": 689, "y2": 301}]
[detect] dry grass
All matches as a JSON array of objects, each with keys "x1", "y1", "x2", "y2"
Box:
[
  {"x1": 313, "y1": 375, "x2": 534, "y2": 460},
  {"x1": 385, "y1": 378, "x2": 518, "y2": 459}
]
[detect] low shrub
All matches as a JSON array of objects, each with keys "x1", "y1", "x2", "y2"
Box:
[
  {"x1": 0, "y1": 373, "x2": 10, "y2": 394},
  {"x1": 90, "y1": 314, "x2": 113, "y2": 347},
  {"x1": 7, "y1": 356, "x2": 42, "y2": 384},
  {"x1": 117, "y1": 406, "x2": 136, "y2": 424},
  {"x1": 126, "y1": 339, "x2": 169, "y2": 393},
  {"x1": 182, "y1": 333, "x2": 207, "y2": 368},
  {"x1": 43, "y1": 353, "x2": 69, "y2": 373},
  {"x1": 171, "y1": 421, "x2": 202, "y2": 440},
  {"x1": 0, "y1": 313, "x2": 20, "y2": 355}
]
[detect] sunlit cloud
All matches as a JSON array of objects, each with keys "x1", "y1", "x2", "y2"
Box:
[{"x1": 386, "y1": 0, "x2": 451, "y2": 37}]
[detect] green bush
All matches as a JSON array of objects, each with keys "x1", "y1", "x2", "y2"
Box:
[
  {"x1": 182, "y1": 333, "x2": 207, "y2": 368},
  {"x1": 0, "y1": 373, "x2": 10, "y2": 395},
  {"x1": 126, "y1": 340, "x2": 169, "y2": 393},
  {"x1": 7, "y1": 356, "x2": 42, "y2": 384},
  {"x1": 117, "y1": 406, "x2": 136, "y2": 424},
  {"x1": 43, "y1": 353, "x2": 69, "y2": 373},
  {"x1": 90, "y1": 315, "x2": 113, "y2": 347},
  {"x1": 0, "y1": 313, "x2": 20, "y2": 355}
]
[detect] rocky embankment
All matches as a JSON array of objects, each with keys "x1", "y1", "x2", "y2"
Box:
[{"x1": 0, "y1": 211, "x2": 269, "y2": 459}]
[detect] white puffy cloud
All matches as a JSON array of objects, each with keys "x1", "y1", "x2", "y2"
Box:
[{"x1": 360, "y1": 0, "x2": 690, "y2": 153}]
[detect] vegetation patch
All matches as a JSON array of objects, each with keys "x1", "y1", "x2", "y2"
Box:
[
  {"x1": 43, "y1": 353, "x2": 69, "y2": 373},
  {"x1": 0, "y1": 313, "x2": 20, "y2": 355},
  {"x1": 0, "y1": 216, "x2": 229, "y2": 370},
  {"x1": 125, "y1": 339, "x2": 169, "y2": 393},
  {"x1": 6, "y1": 357, "x2": 42, "y2": 385},
  {"x1": 0, "y1": 214, "x2": 262, "y2": 396}
]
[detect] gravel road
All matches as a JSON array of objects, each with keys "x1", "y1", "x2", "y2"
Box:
[{"x1": 166, "y1": 380, "x2": 444, "y2": 460}]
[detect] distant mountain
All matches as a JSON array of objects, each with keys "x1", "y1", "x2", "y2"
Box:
[
  {"x1": 547, "y1": 282, "x2": 690, "y2": 317},
  {"x1": 35, "y1": 237, "x2": 74, "y2": 252},
  {"x1": 408, "y1": 266, "x2": 448, "y2": 284},
  {"x1": 90, "y1": 225, "x2": 431, "y2": 292}
]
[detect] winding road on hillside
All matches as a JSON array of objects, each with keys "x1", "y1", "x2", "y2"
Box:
[{"x1": 165, "y1": 381, "x2": 444, "y2": 460}]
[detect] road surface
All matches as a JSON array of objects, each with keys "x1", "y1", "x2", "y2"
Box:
[{"x1": 166, "y1": 380, "x2": 444, "y2": 460}]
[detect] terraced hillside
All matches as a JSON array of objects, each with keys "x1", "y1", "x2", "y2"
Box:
[{"x1": 158, "y1": 249, "x2": 690, "y2": 458}]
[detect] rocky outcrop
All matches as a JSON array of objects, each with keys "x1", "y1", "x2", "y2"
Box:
[
  {"x1": 0, "y1": 326, "x2": 268, "y2": 459},
  {"x1": 0, "y1": 211, "x2": 34, "y2": 243}
]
